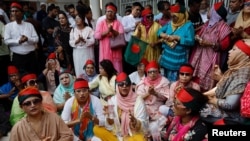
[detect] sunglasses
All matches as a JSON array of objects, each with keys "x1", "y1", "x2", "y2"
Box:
[
  {"x1": 245, "y1": 2, "x2": 250, "y2": 7},
  {"x1": 117, "y1": 81, "x2": 131, "y2": 87},
  {"x1": 179, "y1": 72, "x2": 191, "y2": 76},
  {"x1": 22, "y1": 98, "x2": 42, "y2": 107},
  {"x1": 146, "y1": 14, "x2": 154, "y2": 19},
  {"x1": 28, "y1": 79, "x2": 38, "y2": 86},
  {"x1": 147, "y1": 70, "x2": 158, "y2": 74}
]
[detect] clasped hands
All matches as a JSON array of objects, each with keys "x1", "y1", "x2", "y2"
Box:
[
  {"x1": 75, "y1": 35, "x2": 86, "y2": 44},
  {"x1": 19, "y1": 35, "x2": 28, "y2": 44},
  {"x1": 80, "y1": 111, "x2": 99, "y2": 124},
  {"x1": 161, "y1": 33, "x2": 180, "y2": 42}
]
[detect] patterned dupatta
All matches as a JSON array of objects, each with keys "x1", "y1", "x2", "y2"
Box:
[{"x1": 71, "y1": 97, "x2": 94, "y2": 140}]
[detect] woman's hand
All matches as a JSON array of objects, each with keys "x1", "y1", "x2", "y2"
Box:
[
  {"x1": 106, "y1": 117, "x2": 114, "y2": 125},
  {"x1": 63, "y1": 92, "x2": 71, "y2": 101},
  {"x1": 212, "y1": 65, "x2": 223, "y2": 81}
]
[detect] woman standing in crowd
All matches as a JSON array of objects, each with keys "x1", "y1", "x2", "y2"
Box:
[
  {"x1": 54, "y1": 11, "x2": 73, "y2": 73},
  {"x1": 88, "y1": 59, "x2": 117, "y2": 106},
  {"x1": 165, "y1": 88, "x2": 208, "y2": 141},
  {"x1": 53, "y1": 71, "x2": 74, "y2": 114},
  {"x1": 189, "y1": 2, "x2": 231, "y2": 92},
  {"x1": 94, "y1": 2, "x2": 124, "y2": 73},
  {"x1": 134, "y1": 8, "x2": 162, "y2": 62},
  {"x1": 136, "y1": 60, "x2": 170, "y2": 139},
  {"x1": 158, "y1": 4, "x2": 195, "y2": 82},
  {"x1": 78, "y1": 59, "x2": 99, "y2": 98},
  {"x1": 201, "y1": 39, "x2": 250, "y2": 125},
  {"x1": 69, "y1": 14, "x2": 95, "y2": 77}
]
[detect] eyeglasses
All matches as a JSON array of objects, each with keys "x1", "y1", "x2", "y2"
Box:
[
  {"x1": 147, "y1": 70, "x2": 158, "y2": 74},
  {"x1": 117, "y1": 81, "x2": 131, "y2": 87},
  {"x1": 146, "y1": 14, "x2": 154, "y2": 19},
  {"x1": 245, "y1": 2, "x2": 250, "y2": 7},
  {"x1": 179, "y1": 72, "x2": 191, "y2": 77},
  {"x1": 22, "y1": 98, "x2": 42, "y2": 107},
  {"x1": 27, "y1": 79, "x2": 38, "y2": 86}
]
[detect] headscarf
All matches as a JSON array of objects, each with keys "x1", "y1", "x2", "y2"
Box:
[
  {"x1": 170, "y1": 4, "x2": 188, "y2": 31},
  {"x1": 53, "y1": 72, "x2": 74, "y2": 104},
  {"x1": 141, "y1": 8, "x2": 154, "y2": 33},
  {"x1": 116, "y1": 72, "x2": 137, "y2": 136},
  {"x1": 218, "y1": 39, "x2": 250, "y2": 83},
  {"x1": 82, "y1": 59, "x2": 97, "y2": 81}
]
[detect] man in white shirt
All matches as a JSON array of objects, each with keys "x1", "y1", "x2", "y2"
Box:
[
  {"x1": 0, "y1": 2, "x2": 10, "y2": 24},
  {"x1": 122, "y1": 2, "x2": 143, "y2": 42},
  {"x1": 4, "y1": 2, "x2": 38, "y2": 74}
]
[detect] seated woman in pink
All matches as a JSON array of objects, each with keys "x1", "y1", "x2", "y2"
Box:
[{"x1": 136, "y1": 60, "x2": 170, "y2": 139}]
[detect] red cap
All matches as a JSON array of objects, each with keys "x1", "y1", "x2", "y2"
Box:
[
  {"x1": 145, "y1": 60, "x2": 159, "y2": 72},
  {"x1": 47, "y1": 53, "x2": 56, "y2": 59},
  {"x1": 116, "y1": 72, "x2": 128, "y2": 82},
  {"x1": 235, "y1": 40, "x2": 250, "y2": 56},
  {"x1": 141, "y1": 8, "x2": 152, "y2": 17},
  {"x1": 21, "y1": 74, "x2": 37, "y2": 83},
  {"x1": 176, "y1": 88, "x2": 194, "y2": 103},
  {"x1": 8, "y1": 65, "x2": 19, "y2": 75},
  {"x1": 74, "y1": 79, "x2": 89, "y2": 89},
  {"x1": 11, "y1": 2, "x2": 22, "y2": 10},
  {"x1": 85, "y1": 59, "x2": 94, "y2": 66},
  {"x1": 214, "y1": 2, "x2": 223, "y2": 11}
]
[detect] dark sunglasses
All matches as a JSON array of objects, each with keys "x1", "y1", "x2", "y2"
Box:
[
  {"x1": 117, "y1": 81, "x2": 131, "y2": 87},
  {"x1": 146, "y1": 14, "x2": 154, "y2": 19},
  {"x1": 28, "y1": 80, "x2": 38, "y2": 86},
  {"x1": 179, "y1": 72, "x2": 191, "y2": 76},
  {"x1": 22, "y1": 98, "x2": 42, "y2": 107},
  {"x1": 147, "y1": 70, "x2": 158, "y2": 74}
]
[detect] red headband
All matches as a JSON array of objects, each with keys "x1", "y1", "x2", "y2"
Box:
[
  {"x1": 176, "y1": 88, "x2": 194, "y2": 103},
  {"x1": 74, "y1": 80, "x2": 89, "y2": 89},
  {"x1": 21, "y1": 74, "x2": 37, "y2": 83},
  {"x1": 235, "y1": 40, "x2": 250, "y2": 56},
  {"x1": 146, "y1": 60, "x2": 159, "y2": 72},
  {"x1": 179, "y1": 66, "x2": 193, "y2": 74},
  {"x1": 141, "y1": 8, "x2": 152, "y2": 17},
  {"x1": 19, "y1": 87, "x2": 40, "y2": 96},
  {"x1": 106, "y1": 5, "x2": 117, "y2": 12},
  {"x1": 11, "y1": 2, "x2": 22, "y2": 10},
  {"x1": 8, "y1": 65, "x2": 19, "y2": 75}
]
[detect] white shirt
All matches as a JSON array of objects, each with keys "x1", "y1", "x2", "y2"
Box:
[
  {"x1": 4, "y1": 21, "x2": 38, "y2": 55},
  {"x1": 129, "y1": 71, "x2": 145, "y2": 85},
  {"x1": 122, "y1": 14, "x2": 141, "y2": 42}
]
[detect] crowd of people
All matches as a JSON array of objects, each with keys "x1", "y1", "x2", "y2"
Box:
[{"x1": 0, "y1": 0, "x2": 250, "y2": 141}]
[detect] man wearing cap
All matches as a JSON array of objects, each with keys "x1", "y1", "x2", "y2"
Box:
[
  {"x1": 10, "y1": 73, "x2": 57, "y2": 126},
  {"x1": 96, "y1": 72, "x2": 148, "y2": 141},
  {"x1": 10, "y1": 87, "x2": 73, "y2": 141},
  {"x1": 61, "y1": 78, "x2": 107, "y2": 141},
  {"x1": 0, "y1": 65, "x2": 21, "y2": 113},
  {"x1": 4, "y1": 2, "x2": 39, "y2": 74}
]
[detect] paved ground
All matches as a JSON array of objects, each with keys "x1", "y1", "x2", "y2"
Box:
[{"x1": 0, "y1": 132, "x2": 10, "y2": 141}]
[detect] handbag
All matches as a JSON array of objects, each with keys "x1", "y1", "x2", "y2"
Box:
[
  {"x1": 241, "y1": 82, "x2": 250, "y2": 118},
  {"x1": 110, "y1": 34, "x2": 126, "y2": 49}
]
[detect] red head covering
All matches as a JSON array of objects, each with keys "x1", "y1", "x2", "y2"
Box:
[
  {"x1": 8, "y1": 65, "x2": 19, "y2": 75},
  {"x1": 47, "y1": 53, "x2": 56, "y2": 59},
  {"x1": 145, "y1": 60, "x2": 159, "y2": 72},
  {"x1": 176, "y1": 88, "x2": 194, "y2": 103},
  {"x1": 170, "y1": 4, "x2": 186, "y2": 13},
  {"x1": 74, "y1": 79, "x2": 89, "y2": 89},
  {"x1": 21, "y1": 74, "x2": 37, "y2": 84},
  {"x1": 116, "y1": 72, "x2": 131, "y2": 84},
  {"x1": 85, "y1": 59, "x2": 94, "y2": 66},
  {"x1": 141, "y1": 8, "x2": 152, "y2": 17},
  {"x1": 18, "y1": 87, "x2": 42, "y2": 104},
  {"x1": 245, "y1": 0, "x2": 250, "y2": 2},
  {"x1": 235, "y1": 40, "x2": 250, "y2": 56},
  {"x1": 213, "y1": 2, "x2": 227, "y2": 19},
  {"x1": 179, "y1": 66, "x2": 194, "y2": 74},
  {"x1": 139, "y1": 58, "x2": 149, "y2": 66},
  {"x1": 11, "y1": 2, "x2": 22, "y2": 10},
  {"x1": 106, "y1": 5, "x2": 117, "y2": 12}
]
